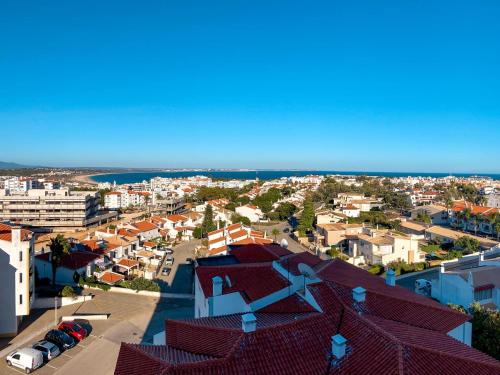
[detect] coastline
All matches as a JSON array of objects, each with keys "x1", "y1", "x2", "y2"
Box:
[{"x1": 72, "y1": 173, "x2": 110, "y2": 185}]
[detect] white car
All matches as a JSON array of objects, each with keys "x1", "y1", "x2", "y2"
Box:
[
  {"x1": 165, "y1": 256, "x2": 174, "y2": 265},
  {"x1": 6, "y1": 347, "x2": 44, "y2": 373}
]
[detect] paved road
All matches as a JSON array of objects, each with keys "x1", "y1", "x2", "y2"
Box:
[{"x1": 156, "y1": 240, "x2": 199, "y2": 294}]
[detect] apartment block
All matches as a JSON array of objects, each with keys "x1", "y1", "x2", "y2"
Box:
[{"x1": 0, "y1": 189, "x2": 117, "y2": 228}]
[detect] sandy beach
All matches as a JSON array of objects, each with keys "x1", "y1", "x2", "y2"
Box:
[{"x1": 71, "y1": 173, "x2": 110, "y2": 185}]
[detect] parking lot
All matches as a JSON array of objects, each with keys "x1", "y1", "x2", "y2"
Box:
[{"x1": 1, "y1": 290, "x2": 194, "y2": 375}]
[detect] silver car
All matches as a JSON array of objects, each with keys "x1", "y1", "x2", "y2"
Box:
[{"x1": 32, "y1": 340, "x2": 61, "y2": 362}]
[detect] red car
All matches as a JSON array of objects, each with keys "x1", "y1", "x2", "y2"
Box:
[{"x1": 58, "y1": 322, "x2": 87, "y2": 342}]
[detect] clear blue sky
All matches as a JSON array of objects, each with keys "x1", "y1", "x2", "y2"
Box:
[{"x1": 1, "y1": 1, "x2": 499, "y2": 172}]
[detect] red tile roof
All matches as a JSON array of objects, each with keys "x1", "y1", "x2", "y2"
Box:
[
  {"x1": 36, "y1": 252, "x2": 99, "y2": 270},
  {"x1": 207, "y1": 245, "x2": 227, "y2": 256},
  {"x1": 229, "y1": 244, "x2": 290, "y2": 263},
  {"x1": 0, "y1": 223, "x2": 32, "y2": 242},
  {"x1": 228, "y1": 229, "x2": 248, "y2": 240},
  {"x1": 167, "y1": 214, "x2": 187, "y2": 223},
  {"x1": 100, "y1": 271, "x2": 125, "y2": 285},
  {"x1": 452, "y1": 201, "x2": 499, "y2": 216},
  {"x1": 195, "y1": 263, "x2": 290, "y2": 302},
  {"x1": 116, "y1": 258, "x2": 140, "y2": 268},
  {"x1": 132, "y1": 221, "x2": 158, "y2": 232},
  {"x1": 279, "y1": 251, "x2": 324, "y2": 276},
  {"x1": 114, "y1": 246, "x2": 500, "y2": 375}
]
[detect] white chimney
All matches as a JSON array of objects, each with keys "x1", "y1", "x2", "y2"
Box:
[
  {"x1": 331, "y1": 334, "x2": 347, "y2": 359},
  {"x1": 440, "y1": 263, "x2": 445, "y2": 274},
  {"x1": 352, "y1": 286, "x2": 366, "y2": 303},
  {"x1": 479, "y1": 251, "x2": 485, "y2": 262},
  {"x1": 241, "y1": 313, "x2": 257, "y2": 333},
  {"x1": 386, "y1": 269, "x2": 396, "y2": 287},
  {"x1": 212, "y1": 276, "x2": 223, "y2": 296},
  {"x1": 11, "y1": 226, "x2": 21, "y2": 245}
]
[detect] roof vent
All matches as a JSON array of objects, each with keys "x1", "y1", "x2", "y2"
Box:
[
  {"x1": 225, "y1": 275, "x2": 232, "y2": 288},
  {"x1": 352, "y1": 286, "x2": 366, "y2": 303},
  {"x1": 386, "y1": 269, "x2": 396, "y2": 287},
  {"x1": 241, "y1": 313, "x2": 257, "y2": 333},
  {"x1": 331, "y1": 334, "x2": 347, "y2": 359},
  {"x1": 212, "y1": 276, "x2": 223, "y2": 297}
]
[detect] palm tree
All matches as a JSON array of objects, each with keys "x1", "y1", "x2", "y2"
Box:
[
  {"x1": 49, "y1": 234, "x2": 70, "y2": 287},
  {"x1": 271, "y1": 228, "x2": 280, "y2": 242},
  {"x1": 462, "y1": 208, "x2": 472, "y2": 231}
]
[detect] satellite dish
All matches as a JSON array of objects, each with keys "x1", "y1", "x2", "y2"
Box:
[
  {"x1": 280, "y1": 238, "x2": 289, "y2": 248},
  {"x1": 298, "y1": 263, "x2": 317, "y2": 279}
]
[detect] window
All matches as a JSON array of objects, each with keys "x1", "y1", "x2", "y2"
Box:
[
  {"x1": 474, "y1": 288, "x2": 493, "y2": 301},
  {"x1": 19, "y1": 251, "x2": 22, "y2": 262},
  {"x1": 19, "y1": 294, "x2": 23, "y2": 305},
  {"x1": 19, "y1": 273, "x2": 22, "y2": 283}
]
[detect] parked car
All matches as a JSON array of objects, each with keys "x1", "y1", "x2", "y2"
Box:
[
  {"x1": 161, "y1": 267, "x2": 171, "y2": 276},
  {"x1": 185, "y1": 257, "x2": 193, "y2": 263},
  {"x1": 5, "y1": 347, "x2": 43, "y2": 373},
  {"x1": 164, "y1": 248, "x2": 173, "y2": 254},
  {"x1": 165, "y1": 256, "x2": 174, "y2": 265},
  {"x1": 45, "y1": 329, "x2": 76, "y2": 351},
  {"x1": 32, "y1": 340, "x2": 60, "y2": 362},
  {"x1": 58, "y1": 321, "x2": 88, "y2": 342},
  {"x1": 283, "y1": 228, "x2": 290, "y2": 233}
]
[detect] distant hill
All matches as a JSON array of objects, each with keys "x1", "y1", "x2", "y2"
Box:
[{"x1": 0, "y1": 161, "x2": 31, "y2": 169}]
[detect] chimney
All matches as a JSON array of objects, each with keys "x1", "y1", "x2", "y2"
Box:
[
  {"x1": 331, "y1": 334, "x2": 347, "y2": 359},
  {"x1": 212, "y1": 276, "x2": 223, "y2": 296},
  {"x1": 11, "y1": 226, "x2": 21, "y2": 245},
  {"x1": 352, "y1": 286, "x2": 366, "y2": 303},
  {"x1": 386, "y1": 269, "x2": 396, "y2": 287},
  {"x1": 479, "y1": 251, "x2": 485, "y2": 262},
  {"x1": 241, "y1": 313, "x2": 257, "y2": 333}
]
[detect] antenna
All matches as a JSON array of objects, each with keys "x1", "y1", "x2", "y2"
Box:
[{"x1": 298, "y1": 263, "x2": 317, "y2": 279}]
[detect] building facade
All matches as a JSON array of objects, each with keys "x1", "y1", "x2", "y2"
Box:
[{"x1": 0, "y1": 224, "x2": 35, "y2": 337}]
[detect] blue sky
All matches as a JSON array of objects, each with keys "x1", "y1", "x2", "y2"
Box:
[{"x1": 1, "y1": 1, "x2": 499, "y2": 172}]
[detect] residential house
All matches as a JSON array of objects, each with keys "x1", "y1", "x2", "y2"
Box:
[
  {"x1": 410, "y1": 204, "x2": 448, "y2": 225},
  {"x1": 432, "y1": 252, "x2": 500, "y2": 310},
  {"x1": 235, "y1": 204, "x2": 264, "y2": 223},
  {"x1": 35, "y1": 251, "x2": 99, "y2": 285},
  {"x1": 206, "y1": 224, "x2": 272, "y2": 256},
  {"x1": 425, "y1": 226, "x2": 499, "y2": 250},
  {"x1": 0, "y1": 224, "x2": 35, "y2": 337},
  {"x1": 315, "y1": 223, "x2": 364, "y2": 247}
]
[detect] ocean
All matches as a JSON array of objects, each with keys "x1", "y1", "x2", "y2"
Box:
[{"x1": 90, "y1": 170, "x2": 500, "y2": 184}]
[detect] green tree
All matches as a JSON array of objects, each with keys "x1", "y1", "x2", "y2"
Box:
[
  {"x1": 271, "y1": 228, "x2": 280, "y2": 241},
  {"x1": 231, "y1": 213, "x2": 251, "y2": 226},
  {"x1": 201, "y1": 205, "x2": 216, "y2": 237},
  {"x1": 449, "y1": 303, "x2": 500, "y2": 360},
  {"x1": 453, "y1": 236, "x2": 480, "y2": 254},
  {"x1": 416, "y1": 209, "x2": 432, "y2": 224},
  {"x1": 49, "y1": 234, "x2": 70, "y2": 287},
  {"x1": 274, "y1": 203, "x2": 297, "y2": 220},
  {"x1": 298, "y1": 199, "x2": 315, "y2": 235}
]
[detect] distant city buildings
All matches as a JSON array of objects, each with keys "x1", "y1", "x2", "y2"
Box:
[{"x1": 0, "y1": 189, "x2": 117, "y2": 228}]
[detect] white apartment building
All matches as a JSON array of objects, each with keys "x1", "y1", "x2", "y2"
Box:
[
  {"x1": 0, "y1": 189, "x2": 117, "y2": 228},
  {"x1": 104, "y1": 190, "x2": 151, "y2": 210},
  {"x1": 0, "y1": 223, "x2": 35, "y2": 337},
  {"x1": 432, "y1": 251, "x2": 500, "y2": 310}
]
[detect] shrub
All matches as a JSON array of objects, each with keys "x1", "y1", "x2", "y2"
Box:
[
  {"x1": 368, "y1": 264, "x2": 384, "y2": 275},
  {"x1": 117, "y1": 277, "x2": 160, "y2": 292},
  {"x1": 61, "y1": 285, "x2": 77, "y2": 298},
  {"x1": 78, "y1": 275, "x2": 111, "y2": 291}
]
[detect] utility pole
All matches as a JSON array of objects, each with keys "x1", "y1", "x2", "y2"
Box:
[{"x1": 54, "y1": 297, "x2": 58, "y2": 326}]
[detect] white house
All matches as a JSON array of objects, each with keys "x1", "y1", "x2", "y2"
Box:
[
  {"x1": 432, "y1": 252, "x2": 500, "y2": 311},
  {"x1": 35, "y1": 251, "x2": 99, "y2": 286},
  {"x1": 235, "y1": 204, "x2": 264, "y2": 223},
  {"x1": 0, "y1": 224, "x2": 35, "y2": 337}
]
